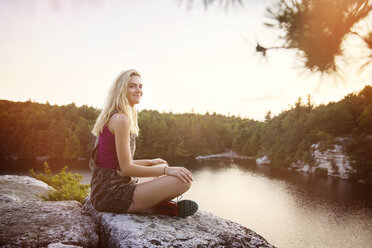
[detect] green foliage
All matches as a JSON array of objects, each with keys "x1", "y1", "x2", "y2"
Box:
[
  {"x1": 0, "y1": 100, "x2": 98, "y2": 160},
  {"x1": 314, "y1": 131, "x2": 335, "y2": 151},
  {"x1": 233, "y1": 85, "x2": 372, "y2": 176},
  {"x1": 232, "y1": 120, "x2": 262, "y2": 157},
  {"x1": 314, "y1": 167, "x2": 328, "y2": 176},
  {"x1": 136, "y1": 110, "x2": 241, "y2": 159},
  {"x1": 29, "y1": 162, "x2": 89, "y2": 203}
]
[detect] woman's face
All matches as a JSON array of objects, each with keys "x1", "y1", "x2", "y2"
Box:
[{"x1": 126, "y1": 75, "x2": 143, "y2": 106}]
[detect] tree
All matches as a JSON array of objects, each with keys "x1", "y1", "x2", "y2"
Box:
[
  {"x1": 264, "y1": 111, "x2": 271, "y2": 123},
  {"x1": 185, "y1": 0, "x2": 372, "y2": 74},
  {"x1": 306, "y1": 94, "x2": 314, "y2": 111},
  {"x1": 261, "y1": 0, "x2": 372, "y2": 74}
]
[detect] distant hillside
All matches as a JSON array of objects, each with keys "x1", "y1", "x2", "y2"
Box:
[
  {"x1": 232, "y1": 85, "x2": 372, "y2": 180},
  {"x1": 0, "y1": 100, "x2": 241, "y2": 161},
  {"x1": 0, "y1": 101, "x2": 99, "y2": 160}
]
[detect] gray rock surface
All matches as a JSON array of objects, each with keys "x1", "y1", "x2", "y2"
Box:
[
  {"x1": 83, "y1": 197, "x2": 276, "y2": 248},
  {"x1": 0, "y1": 175, "x2": 98, "y2": 248},
  {"x1": 310, "y1": 140, "x2": 355, "y2": 178},
  {"x1": 46, "y1": 243, "x2": 83, "y2": 248}
]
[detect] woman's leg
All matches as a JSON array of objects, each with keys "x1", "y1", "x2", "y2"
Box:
[
  {"x1": 136, "y1": 176, "x2": 159, "y2": 184},
  {"x1": 126, "y1": 175, "x2": 191, "y2": 213},
  {"x1": 136, "y1": 176, "x2": 179, "y2": 202}
]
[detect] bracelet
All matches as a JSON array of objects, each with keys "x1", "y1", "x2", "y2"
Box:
[{"x1": 163, "y1": 166, "x2": 166, "y2": 175}]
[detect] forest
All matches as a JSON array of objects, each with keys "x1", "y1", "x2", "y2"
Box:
[{"x1": 0, "y1": 85, "x2": 371, "y2": 178}]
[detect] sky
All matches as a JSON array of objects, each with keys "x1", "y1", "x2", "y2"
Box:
[{"x1": 0, "y1": 0, "x2": 371, "y2": 121}]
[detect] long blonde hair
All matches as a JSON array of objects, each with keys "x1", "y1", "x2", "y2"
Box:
[{"x1": 92, "y1": 69, "x2": 141, "y2": 137}]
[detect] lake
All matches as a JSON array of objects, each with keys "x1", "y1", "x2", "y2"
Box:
[{"x1": 1, "y1": 158, "x2": 372, "y2": 248}]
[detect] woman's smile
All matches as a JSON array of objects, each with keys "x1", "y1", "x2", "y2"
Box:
[{"x1": 126, "y1": 75, "x2": 143, "y2": 106}]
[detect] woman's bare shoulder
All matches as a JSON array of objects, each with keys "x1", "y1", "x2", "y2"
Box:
[
  {"x1": 111, "y1": 112, "x2": 129, "y2": 122},
  {"x1": 109, "y1": 112, "x2": 130, "y2": 131}
]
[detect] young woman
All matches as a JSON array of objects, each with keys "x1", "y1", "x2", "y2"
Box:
[{"x1": 89, "y1": 69, "x2": 198, "y2": 218}]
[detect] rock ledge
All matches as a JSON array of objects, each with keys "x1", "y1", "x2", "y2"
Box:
[
  {"x1": 83, "y1": 197, "x2": 276, "y2": 248},
  {"x1": 0, "y1": 175, "x2": 98, "y2": 248}
]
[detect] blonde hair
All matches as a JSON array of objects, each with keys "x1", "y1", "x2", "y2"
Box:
[{"x1": 92, "y1": 69, "x2": 141, "y2": 137}]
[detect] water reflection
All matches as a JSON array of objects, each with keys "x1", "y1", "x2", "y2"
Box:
[
  {"x1": 232, "y1": 159, "x2": 372, "y2": 209},
  {"x1": 183, "y1": 162, "x2": 372, "y2": 248}
]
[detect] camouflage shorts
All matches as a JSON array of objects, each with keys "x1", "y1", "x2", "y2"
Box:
[{"x1": 89, "y1": 161, "x2": 137, "y2": 214}]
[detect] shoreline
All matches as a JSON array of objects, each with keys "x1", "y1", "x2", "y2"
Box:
[{"x1": 196, "y1": 149, "x2": 252, "y2": 160}]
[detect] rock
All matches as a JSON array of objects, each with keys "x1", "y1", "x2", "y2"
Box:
[
  {"x1": 196, "y1": 149, "x2": 252, "y2": 160},
  {"x1": 0, "y1": 175, "x2": 98, "y2": 248},
  {"x1": 310, "y1": 141, "x2": 355, "y2": 179},
  {"x1": 83, "y1": 197, "x2": 276, "y2": 248},
  {"x1": 256, "y1": 155, "x2": 270, "y2": 165},
  {"x1": 284, "y1": 138, "x2": 361, "y2": 180},
  {"x1": 46, "y1": 243, "x2": 83, "y2": 248},
  {"x1": 301, "y1": 164, "x2": 310, "y2": 172},
  {"x1": 289, "y1": 161, "x2": 311, "y2": 172}
]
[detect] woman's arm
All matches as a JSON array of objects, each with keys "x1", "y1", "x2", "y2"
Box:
[
  {"x1": 111, "y1": 114, "x2": 165, "y2": 177},
  {"x1": 132, "y1": 159, "x2": 152, "y2": 166},
  {"x1": 111, "y1": 113, "x2": 193, "y2": 182},
  {"x1": 133, "y1": 158, "x2": 168, "y2": 167}
]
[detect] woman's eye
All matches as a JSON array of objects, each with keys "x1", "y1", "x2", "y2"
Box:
[{"x1": 129, "y1": 84, "x2": 142, "y2": 89}]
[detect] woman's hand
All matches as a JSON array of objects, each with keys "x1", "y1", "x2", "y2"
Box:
[
  {"x1": 151, "y1": 158, "x2": 168, "y2": 166},
  {"x1": 164, "y1": 166, "x2": 193, "y2": 183},
  {"x1": 117, "y1": 168, "x2": 125, "y2": 177}
]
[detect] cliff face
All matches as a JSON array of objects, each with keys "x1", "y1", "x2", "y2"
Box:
[
  {"x1": 256, "y1": 137, "x2": 365, "y2": 181},
  {"x1": 289, "y1": 138, "x2": 357, "y2": 179},
  {"x1": 309, "y1": 139, "x2": 356, "y2": 178},
  {"x1": 0, "y1": 175, "x2": 277, "y2": 248}
]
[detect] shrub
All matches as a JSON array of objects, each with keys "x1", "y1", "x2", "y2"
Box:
[
  {"x1": 29, "y1": 162, "x2": 89, "y2": 203},
  {"x1": 314, "y1": 167, "x2": 328, "y2": 176}
]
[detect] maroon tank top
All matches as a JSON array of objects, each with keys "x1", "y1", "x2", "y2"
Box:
[{"x1": 96, "y1": 124, "x2": 136, "y2": 169}]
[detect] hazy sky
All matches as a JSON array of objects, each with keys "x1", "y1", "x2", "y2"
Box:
[{"x1": 1, "y1": 0, "x2": 371, "y2": 120}]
